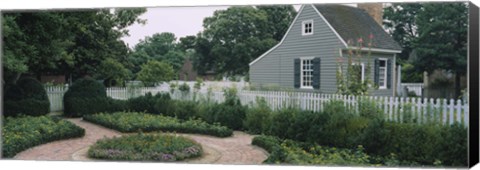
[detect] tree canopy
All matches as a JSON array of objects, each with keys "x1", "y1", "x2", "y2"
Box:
[
  {"x1": 2, "y1": 8, "x2": 146, "y2": 84},
  {"x1": 193, "y1": 5, "x2": 297, "y2": 76}
]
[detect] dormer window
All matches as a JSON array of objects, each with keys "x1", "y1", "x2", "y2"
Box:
[{"x1": 302, "y1": 20, "x2": 313, "y2": 35}]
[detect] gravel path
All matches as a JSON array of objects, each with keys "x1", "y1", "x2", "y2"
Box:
[{"x1": 13, "y1": 118, "x2": 268, "y2": 164}]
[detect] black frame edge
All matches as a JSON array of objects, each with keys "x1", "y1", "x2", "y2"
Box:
[{"x1": 468, "y1": 1, "x2": 479, "y2": 168}]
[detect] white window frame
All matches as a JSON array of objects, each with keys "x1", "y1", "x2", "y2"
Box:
[
  {"x1": 302, "y1": 20, "x2": 314, "y2": 36},
  {"x1": 300, "y1": 57, "x2": 315, "y2": 89},
  {"x1": 378, "y1": 58, "x2": 388, "y2": 89},
  {"x1": 352, "y1": 63, "x2": 365, "y2": 82}
]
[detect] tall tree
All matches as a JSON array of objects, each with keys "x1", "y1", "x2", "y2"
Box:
[
  {"x1": 257, "y1": 5, "x2": 297, "y2": 41},
  {"x1": 127, "y1": 32, "x2": 186, "y2": 75},
  {"x1": 413, "y1": 2, "x2": 468, "y2": 97},
  {"x1": 2, "y1": 8, "x2": 146, "y2": 83},
  {"x1": 194, "y1": 6, "x2": 294, "y2": 76}
]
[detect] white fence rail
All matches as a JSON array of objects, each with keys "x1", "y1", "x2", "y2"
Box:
[{"x1": 45, "y1": 86, "x2": 469, "y2": 126}]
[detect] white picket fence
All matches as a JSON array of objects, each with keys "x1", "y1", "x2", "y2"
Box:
[{"x1": 45, "y1": 86, "x2": 469, "y2": 126}]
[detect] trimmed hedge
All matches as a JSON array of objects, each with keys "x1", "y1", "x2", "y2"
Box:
[
  {"x1": 83, "y1": 112, "x2": 233, "y2": 137},
  {"x1": 63, "y1": 78, "x2": 127, "y2": 117},
  {"x1": 3, "y1": 78, "x2": 50, "y2": 117},
  {"x1": 88, "y1": 133, "x2": 202, "y2": 161},
  {"x1": 2, "y1": 116, "x2": 85, "y2": 157}
]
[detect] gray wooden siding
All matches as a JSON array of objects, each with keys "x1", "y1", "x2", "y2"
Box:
[{"x1": 249, "y1": 4, "x2": 395, "y2": 96}]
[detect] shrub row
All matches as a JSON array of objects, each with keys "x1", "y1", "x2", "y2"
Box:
[
  {"x1": 3, "y1": 77, "x2": 50, "y2": 117},
  {"x1": 124, "y1": 88, "x2": 247, "y2": 130},
  {"x1": 88, "y1": 133, "x2": 202, "y2": 161},
  {"x1": 83, "y1": 112, "x2": 233, "y2": 137},
  {"x1": 63, "y1": 78, "x2": 128, "y2": 117},
  {"x1": 252, "y1": 135, "x2": 372, "y2": 166},
  {"x1": 2, "y1": 115, "x2": 85, "y2": 157},
  {"x1": 246, "y1": 99, "x2": 468, "y2": 167}
]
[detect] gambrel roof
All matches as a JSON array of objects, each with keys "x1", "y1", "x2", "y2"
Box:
[{"x1": 314, "y1": 4, "x2": 402, "y2": 51}]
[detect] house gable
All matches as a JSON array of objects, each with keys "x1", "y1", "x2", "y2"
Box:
[{"x1": 249, "y1": 4, "x2": 347, "y2": 92}]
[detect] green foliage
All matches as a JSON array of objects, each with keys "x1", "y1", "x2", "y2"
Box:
[
  {"x1": 3, "y1": 99, "x2": 50, "y2": 117},
  {"x1": 336, "y1": 38, "x2": 376, "y2": 95},
  {"x1": 88, "y1": 133, "x2": 202, "y2": 161},
  {"x1": 196, "y1": 87, "x2": 246, "y2": 130},
  {"x1": 171, "y1": 100, "x2": 198, "y2": 120},
  {"x1": 268, "y1": 108, "x2": 297, "y2": 139},
  {"x1": 3, "y1": 77, "x2": 50, "y2": 117},
  {"x1": 63, "y1": 78, "x2": 110, "y2": 117},
  {"x1": 2, "y1": 116, "x2": 85, "y2": 157},
  {"x1": 194, "y1": 5, "x2": 295, "y2": 76},
  {"x1": 178, "y1": 83, "x2": 190, "y2": 92},
  {"x1": 358, "y1": 98, "x2": 384, "y2": 120},
  {"x1": 243, "y1": 97, "x2": 272, "y2": 134},
  {"x1": 126, "y1": 92, "x2": 173, "y2": 115},
  {"x1": 253, "y1": 136, "x2": 372, "y2": 166},
  {"x1": 137, "y1": 60, "x2": 175, "y2": 86},
  {"x1": 83, "y1": 112, "x2": 233, "y2": 137},
  {"x1": 97, "y1": 58, "x2": 131, "y2": 87}
]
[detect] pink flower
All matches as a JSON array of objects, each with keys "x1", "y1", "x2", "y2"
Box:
[
  {"x1": 369, "y1": 33, "x2": 374, "y2": 39},
  {"x1": 357, "y1": 38, "x2": 363, "y2": 43}
]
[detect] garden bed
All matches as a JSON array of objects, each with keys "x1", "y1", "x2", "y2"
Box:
[
  {"x1": 2, "y1": 115, "x2": 85, "y2": 158},
  {"x1": 83, "y1": 112, "x2": 233, "y2": 137},
  {"x1": 88, "y1": 133, "x2": 202, "y2": 161}
]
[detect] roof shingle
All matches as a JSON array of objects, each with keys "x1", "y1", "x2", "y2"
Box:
[{"x1": 314, "y1": 4, "x2": 402, "y2": 51}]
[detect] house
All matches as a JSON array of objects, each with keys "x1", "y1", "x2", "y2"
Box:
[{"x1": 249, "y1": 4, "x2": 402, "y2": 96}]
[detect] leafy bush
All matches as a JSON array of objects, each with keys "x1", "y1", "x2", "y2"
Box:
[
  {"x1": 83, "y1": 112, "x2": 233, "y2": 137},
  {"x1": 252, "y1": 135, "x2": 372, "y2": 166},
  {"x1": 3, "y1": 77, "x2": 50, "y2": 117},
  {"x1": 197, "y1": 87, "x2": 246, "y2": 130},
  {"x1": 358, "y1": 98, "x2": 383, "y2": 120},
  {"x1": 2, "y1": 116, "x2": 85, "y2": 157},
  {"x1": 268, "y1": 108, "x2": 297, "y2": 139},
  {"x1": 88, "y1": 133, "x2": 202, "y2": 161},
  {"x1": 171, "y1": 100, "x2": 199, "y2": 120},
  {"x1": 63, "y1": 78, "x2": 109, "y2": 117},
  {"x1": 243, "y1": 97, "x2": 272, "y2": 134}
]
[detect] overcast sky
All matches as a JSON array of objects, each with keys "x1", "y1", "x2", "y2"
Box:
[{"x1": 121, "y1": 5, "x2": 303, "y2": 49}]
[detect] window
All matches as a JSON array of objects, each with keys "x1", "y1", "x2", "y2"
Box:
[
  {"x1": 352, "y1": 63, "x2": 365, "y2": 82},
  {"x1": 302, "y1": 20, "x2": 313, "y2": 35},
  {"x1": 301, "y1": 58, "x2": 314, "y2": 88},
  {"x1": 378, "y1": 59, "x2": 387, "y2": 89}
]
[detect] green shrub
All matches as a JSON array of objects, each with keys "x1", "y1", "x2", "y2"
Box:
[
  {"x1": 437, "y1": 123, "x2": 467, "y2": 166},
  {"x1": 126, "y1": 93, "x2": 157, "y2": 113},
  {"x1": 268, "y1": 108, "x2": 297, "y2": 139},
  {"x1": 286, "y1": 110, "x2": 316, "y2": 141},
  {"x1": 253, "y1": 135, "x2": 372, "y2": 166},
  {"x1": 88, "y1": 133, "x2": 202, "y2": 161},
  {"x1": 244, "y1": 97, "x2": 272, "y2": 134},
  {"x1": 2, "y1": 116, "x2": 85, "y2": 157},
  {"x1": 3, "y1": 78, "x2": 50, "y2": 117},
  {"x1": 358, "y1": 98, "x2": 383, "y2": 120},
  {"x1": 83, "y1": 112, "x2": 233, "y2": 137},
  {"x1": 3, "y1": 99, "x2": 50, "y2": 117},
  {"x1": 196, "y1": 88, "x2": 246, "y2": 130},
  {"x1": 152, "y1": 93, "x2": 175, "y2": 116},
  {"x1": 63, "y1": 78, "x2": 109, "y2": 117},
  {"x1": 171, "y1": 100, "x2": 198, "y2": 120}
]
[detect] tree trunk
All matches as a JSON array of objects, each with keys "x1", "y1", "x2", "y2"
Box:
[{"x1": 455, "y1": 72, "x2": 461, "y2": 99}]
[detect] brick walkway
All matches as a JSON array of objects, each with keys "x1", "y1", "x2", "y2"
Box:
[{"x1": 14, "y1": 118, "x2": 268, "y2": 164}]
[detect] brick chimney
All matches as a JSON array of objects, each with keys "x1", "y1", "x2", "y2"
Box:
[{"x1": 357, "y1": 3, "x2": 384, "y2": 26}]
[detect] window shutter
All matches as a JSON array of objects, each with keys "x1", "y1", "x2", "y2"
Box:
[
  {"x1": 294, "y1": 58, "x2": 301, "y2": 88},
  {"x1": 312, "y1": 57, "x2": 321, "y2": 89},
  {"x1": 374, "y1": 59, "x2": 379, "y2": 86},
  {"x1": 387, "y1": 59, "x2": 392, "y2": 89}
]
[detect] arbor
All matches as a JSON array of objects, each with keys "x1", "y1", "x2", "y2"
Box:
[
  {"x1": 193, "y1": 5, "x2": 296, "y2": 76},
  {"x1": 137, "y1": 60, "x2": 175, "y2": 86}
]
